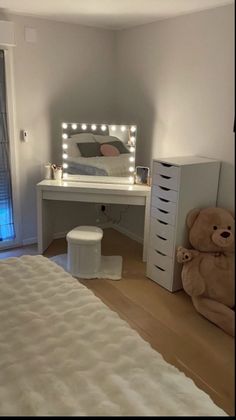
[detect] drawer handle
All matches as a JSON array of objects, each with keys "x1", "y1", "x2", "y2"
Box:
[
  {"x1": 158, "y1": 197, "x2": 169, "y2": 203},
  {"x1": 158, "y1": 208, "x2": 169, "y2": 214},
  {"x1": 156, "y1": 235, "x2": 167, "y2": 241},
  {"x1": 159, "y1": 186, "x2": 170, "y2": 191},
  {"x1": 157, "y1": 219, "x2": 168, "y2": 225},
  {"x1": 155, "y1": 249, "x2": 167, "y2": 256},
  {"x1": 155, "y1": 265, "x2": 165, "y2": 272},
  {"x1": 160, "y1": 174, "x2": 171, "y2": 179},
  {"x1": 160, "y1": 163, "x2": 172, "y2": 168}
]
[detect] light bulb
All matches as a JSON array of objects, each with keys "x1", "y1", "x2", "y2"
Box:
[
  {"x1": 62, "y1": 123, "x2": 68, "y2": 129},
  {"x1": 91, "y1": 124, "x2": 97, "y2": 131},
  {"x1": 129, "y1": 156, "x2": 135, "y2": 162},
  {"x1": 62, "y1": 153, "x2": 68, "y2": 159},
  {"x1": 130, "y1": 126, "x2": 136, "y2": 133},
  {"x1": 62, "y1": 133, "x2": 68, "y2": 139},
  {"x1": 130, "y1": 146, "x2": 135, "y2": 152},
  {"x1": 121, "y1": 126, "x2": 126, "y2": 132},
  {"x1": 81, "y1": 124, "x2": 87, "y2": 130},
  {"x1": 111, "y1": 125, "x2": 116, "y2": 131},
  {"x1": 129, "y1": 166, "x2": 134, "y2": 172},
  {"x1": 101, "y1": 125, "x2": 107, "y2": 131},
  {"x1": 62, "y1": 144, "x2": 68, "y2": 150},
  {"x1": 63, "y1": 163, "x2": 68, "y2": 169},
  {"x1": 72, "y1": 123, "x2": 77, "y2": 130}
]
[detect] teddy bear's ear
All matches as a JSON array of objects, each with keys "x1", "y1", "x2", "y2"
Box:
[{"x1": 186, "y1": 208, "x2": 200, "y2": 228}]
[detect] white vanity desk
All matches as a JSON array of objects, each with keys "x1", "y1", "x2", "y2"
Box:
[{"x1": 37, "y1": 179, "x2": 151, "y2": 261}]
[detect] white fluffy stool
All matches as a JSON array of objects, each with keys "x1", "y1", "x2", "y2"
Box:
[{"x1": 66, "y1": 226, "x2": 103, "y2": 278}]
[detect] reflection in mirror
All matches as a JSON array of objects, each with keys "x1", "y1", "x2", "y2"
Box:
[{"x1": 61, "y1": 123, "x2": 137, "y2": 184}]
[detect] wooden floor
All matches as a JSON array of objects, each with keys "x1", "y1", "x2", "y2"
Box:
[{"x1": 0, "y1": 228, "x2": 234, "y2": 415}]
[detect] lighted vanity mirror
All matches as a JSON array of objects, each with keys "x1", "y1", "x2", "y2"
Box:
[{"x1": 61, "y1": 123, "x2": 137, "y2": 184}]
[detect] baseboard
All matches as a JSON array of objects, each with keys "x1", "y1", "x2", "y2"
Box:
[
  {"x1": 22, "y1": 237, "x2": 37, "y2": 246},
  {"x1": 53, "y1": 231, "x2": 67, "y2": 239},
  {"x1": 112, "y1": 224, "x2": 143, "y2": 244}
]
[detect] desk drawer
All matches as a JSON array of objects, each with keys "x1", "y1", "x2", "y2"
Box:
[
  {"x1": 147, "y1": 249, "x2": 174, "y2": 290},
  {"x1": 148, "y1": 247, "x2": 174, "y2": 271},
  {"x1": 150, "y1": 230, "x2": 175, "y2": 257},
  {"x1": 151, "y1": 217, "x2": 175, "y2": 243},
  {"x1": 151, "y1": 206, "x2": 176, "y2": 226},
  {"x1": 146, "y1": 263, "x2": 174, "y2": 291},
  {"x1": 152, "y1": 185, "x2": 178, "y2": 203},
  {"x1": 152, "y1": 173, "x2": 179, "y2": 191},
  {"x1": 153, "y1": 162, "x2": 180, "y2": 179},
  {"x1": 151, "y1": 195, "x2": 177, "y2": 215}
]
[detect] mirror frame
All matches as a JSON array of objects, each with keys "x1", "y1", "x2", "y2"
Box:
[{"x1": 61, "y1": 122, "x2": 137, "y2": 184}]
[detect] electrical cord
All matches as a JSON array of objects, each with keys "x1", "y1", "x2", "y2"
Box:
[
  {"x1": 97, "y1": 204, "x2": 129, "y2": 225},
  {"x1": 112, "y1": 205, "x2": 129, "y2": 224}
]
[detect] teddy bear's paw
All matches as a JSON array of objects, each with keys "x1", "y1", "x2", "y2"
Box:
[{"x1": 176, "y1": 247, "x2": 192, "y2": 263}]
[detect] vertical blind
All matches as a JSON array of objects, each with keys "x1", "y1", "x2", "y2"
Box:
[{"x1": 0, "y1": 50, "x2": 15, "y2": 242}]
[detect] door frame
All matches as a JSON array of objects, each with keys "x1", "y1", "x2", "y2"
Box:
[{"x1": 0, "y1": 47, "x2": 22, "y2": 250}]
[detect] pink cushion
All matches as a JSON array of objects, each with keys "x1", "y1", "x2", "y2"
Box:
[{"x1": 100, "y1": 143, "x2": 120, "y2": 157}]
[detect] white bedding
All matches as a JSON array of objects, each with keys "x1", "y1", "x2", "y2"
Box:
[
  {"x1": 0, "y1": 256, "x2": 226, "y2": 416},
  {"x1": 68, "y1": 153, "x2": 131, "y2": 176}
]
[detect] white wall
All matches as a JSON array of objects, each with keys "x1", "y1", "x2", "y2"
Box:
[
  {"x1": 116, "y1": 4, "x2": 235, "y2": 214},
  {"x1": 7, "y1": 14, "x2": 116, "y2": 243},
  {"x1": 2, "y1": 6, "x2": 234, "y2": 245}
]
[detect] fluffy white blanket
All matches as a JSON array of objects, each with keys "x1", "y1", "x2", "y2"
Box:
[{"x1": 0, "y1": 256, "x2": 226, "y2": 416}]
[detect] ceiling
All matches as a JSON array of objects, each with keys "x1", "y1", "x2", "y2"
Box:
[{"x1": 0, "y1": 0, "x2": 233, "y2": 30}]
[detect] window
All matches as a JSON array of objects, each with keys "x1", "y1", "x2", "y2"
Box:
[{"x1": 0, "y1": 49, "x2": 15, "y2": 243}]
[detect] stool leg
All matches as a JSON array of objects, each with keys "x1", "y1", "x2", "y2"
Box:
[{"x1": 67, "y1": 241, "x2": 102, "y2": 278}]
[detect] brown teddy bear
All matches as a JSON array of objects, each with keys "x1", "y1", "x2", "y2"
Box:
[{"x1": 177, "y1": 207, "x2": 235, "y2": 336}]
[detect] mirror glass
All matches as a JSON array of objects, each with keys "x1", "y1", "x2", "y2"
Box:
[{"x1": 61, "y1": 123, "x2": 137, "y2": 184}]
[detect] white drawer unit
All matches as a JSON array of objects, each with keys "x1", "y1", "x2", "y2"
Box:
[
  {"x1": 146, "y1": 156, "x2": 221, "y2": 292},
  {"x1": 151, "y1": 196, "x2": 177, "y2": 215},
  {"x1": 152, "y1": 185, "x2": 178, "y2": 203},
  {"x1": 151, "y1": 218, "x2": 175, "y2": 244},
  {"x1": 151, "y1": 206, "x2": 176, "y2": 226},
  {"x1": 152, "y1": 172, "x2": 180, "y2": 191},
  {"x1": 150, "y1": 231, "x2": 175, "y2": 258}
]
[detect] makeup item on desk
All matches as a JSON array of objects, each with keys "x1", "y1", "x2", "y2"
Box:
[
  {"x1": 44, "y1": 162, "x2": 52, "y2": 179},
  {"x1": 52, "y1": 164, "x2": 63, "y2": 180}
]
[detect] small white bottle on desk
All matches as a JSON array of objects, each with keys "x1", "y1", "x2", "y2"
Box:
[
  {"x1": 146, "y1": 156, "x2": 221, "y2": 292},
  {"x1": 44, "y1": 163, "x2": 52, "y2": 180}
]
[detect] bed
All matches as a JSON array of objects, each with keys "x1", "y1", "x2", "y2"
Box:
[
  {"x1": 65, "y1": 132, "x2": 133, "y2": 177},
  {"x1": 67, "y1": 154, "x2": 132, "y2": 177},
  {"x1": 0, "y1": 255, "x2": 226, "y2": 416}
]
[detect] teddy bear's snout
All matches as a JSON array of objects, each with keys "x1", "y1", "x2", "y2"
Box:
[
  {"x1": 212, "y1": 228, "x2": 234, "y2": 248},
  {"x1": 221, "y1": 231, "x2": 230, "y2": 238}
]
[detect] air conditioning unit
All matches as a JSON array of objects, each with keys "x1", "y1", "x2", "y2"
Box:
[{"x1": 0, "y1": 20, "x2": 15, "y2": 47}]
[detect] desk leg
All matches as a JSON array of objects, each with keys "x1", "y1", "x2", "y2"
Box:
[
  {"x1": 143, "y1": 194, "x2": 151, "y2": 262},
  {"x1": 37, "y1": 191, "x2": 53, "y2": 254}
]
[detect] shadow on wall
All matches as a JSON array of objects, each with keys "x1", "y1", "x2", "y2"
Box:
[
  {"x1": 20, "y1": 163, "x2": 44, "y2": 239},
  {"x1": 20, "y1": 69, "x2": 115, "y2": 241},
  {"x1": 46, "y1": 47, "x2": 158, "y2": 169},
  {"x1": 217, "y1": 162, "x2": 235, "y2": 211},
  {"x1": 0, "y1": 9, "x2": 10, "y2": 19},
  {"x1": 115, "y1": 79, "x2": 156, "y2": 169},
  {"x1": 48, "y1": 75, "x2": 115, "y2": 165}
]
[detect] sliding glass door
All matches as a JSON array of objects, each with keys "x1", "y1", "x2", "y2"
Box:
[{"x1": 0, "y1": 49, "x2": 15, "y2": 245}]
